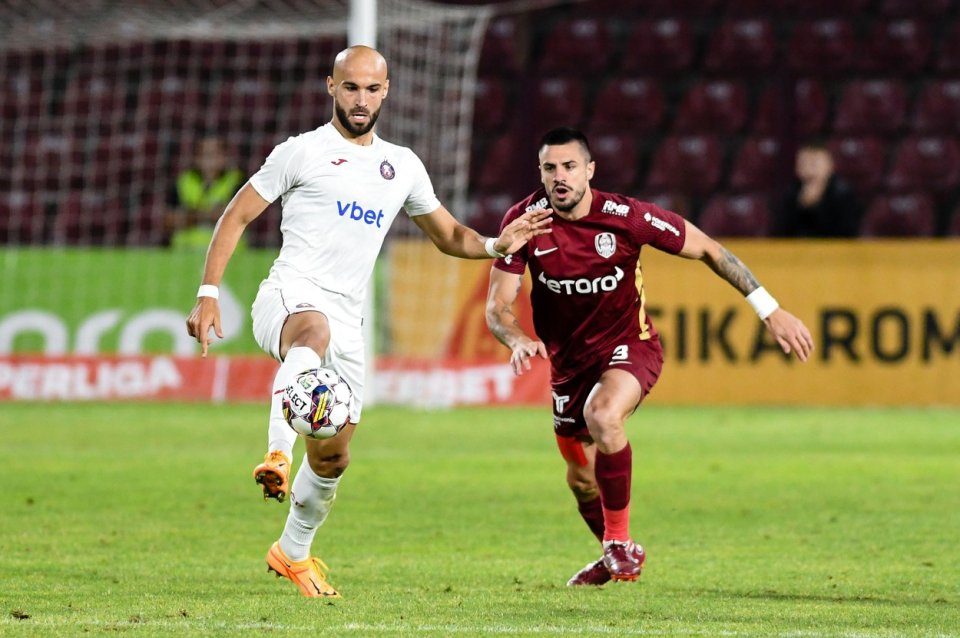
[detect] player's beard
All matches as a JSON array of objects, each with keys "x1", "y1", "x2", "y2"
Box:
[
  {"x1": 550, "y1": 186, "x2": 585, "y2": 213},
  {"x1": 335, "y1": 102, "x2": 381, "y2": 137}
]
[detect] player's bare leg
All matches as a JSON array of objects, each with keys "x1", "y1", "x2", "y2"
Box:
[
  {"x1": 255, "y1": 311, "x2": 331, "y2": 501},
  {"x1": 583, "y1": 369, "x2": 647, "y2": 582},
  {"x1": 268, "y1": 422, "x2": 355, "y2": 597}
]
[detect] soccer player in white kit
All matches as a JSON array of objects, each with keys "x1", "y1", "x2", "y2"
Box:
[{"x1": 185, "y1": 46, "x2": 551, "y2": 598}]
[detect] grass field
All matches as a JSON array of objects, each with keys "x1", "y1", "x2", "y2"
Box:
[{"x1": 1, "y1": 403, "x2": 958, "y2": 637}]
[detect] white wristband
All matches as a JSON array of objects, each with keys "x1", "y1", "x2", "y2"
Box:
[
  {"x1": 746, "y1": 286, "x2": 779, "y2": 320},
  {"x1": 484, "y1": 237, "x2": 506, "y2": 258},
  {"x1": 197, "y1": 284, "x2": 219, "y2": 299}
]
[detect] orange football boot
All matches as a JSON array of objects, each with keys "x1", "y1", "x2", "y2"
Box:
[
  {"x1": 266, "y1": 541, "x2": 340, "y2": 598},
  {"x1": 253, "y1": 450, "x2": 291, "y2": 502}
]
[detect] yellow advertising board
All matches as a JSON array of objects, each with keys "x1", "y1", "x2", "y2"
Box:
[{"x1": 387, "y1": 240, "x2": 960, "y2": 407}]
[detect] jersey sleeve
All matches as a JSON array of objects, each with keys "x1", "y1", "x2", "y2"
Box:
[
  {"x1": 248, "y1": 135, "x2": 305, "y2": 203},
  {"x1": 635, "y1": 202, "x2": 687, "y2": 254},
  {"x1": 492, "y1": 203, "x2": 528, "y2": 275},
  {"x1": 402, "y1": 150, "x2": 442, "y2": 217}
]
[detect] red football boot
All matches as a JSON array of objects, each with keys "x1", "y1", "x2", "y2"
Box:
[
  {"x1": 601, "y1": 540, "x2": 646, "y2": 582},
  {"x1": 567, "y1": 558, "x2": 612, "y2": 586}
]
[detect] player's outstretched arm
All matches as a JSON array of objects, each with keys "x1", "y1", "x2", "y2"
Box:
[
  {"x1": 185, "y1": 183, "x2": 270, "y2": 357},
  {"x1": 485, "y1": 267, "x2": 547, "y2": 375},
  {"x1": 677, "y1": 220, "x2": 814, "y2": 362},
  {"x1": 413, "y1": 205, "x2": 552, "y2": 259}
]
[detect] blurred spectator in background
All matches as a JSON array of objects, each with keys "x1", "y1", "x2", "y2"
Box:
[
  {"x1": 165, "y1": 136, "x2": 245, "y2": 250},
  {"x1": 780, "y1": 141, "x2": 861, "y2": 238}
]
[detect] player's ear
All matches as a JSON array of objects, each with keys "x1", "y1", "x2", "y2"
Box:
[
  {"x1": 327, "y1": 76, "x2": 336, "y2": 96},
  {"x1": 586, "y1": 160, "x2": 596, "y2": 181},
  {"x1": 382, "y1": 78, "x2": 389, "y2": 99}
]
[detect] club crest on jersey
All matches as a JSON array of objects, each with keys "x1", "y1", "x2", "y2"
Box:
[
  {"x1": 595, "y1": 232, "x2": 616, "y2": 258},
  {"x1": 380, "y1": 159, "x2": 395, "y2": 180}
]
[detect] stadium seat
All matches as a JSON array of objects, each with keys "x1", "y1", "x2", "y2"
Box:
[
  {"x1": 282, "y1": 82, "x2": 333, "y2": 135},
  {"x1": 0, "y1": 192, "x2": 48, "y2": 245},
  {"x1": 126, "y1": 197, "x2": 167, "y2": 247},
  {"x1": 88, "y1": 134, "x2": 158, "y2": 192},
  {"x1": 588, "y1": 133, "x2": 640, "y2": 194},
  {"x1": 588, "y1": 77, "x2": 665, "y2": 135},
  {"x1": 697, "y1": 194, "x2": 773, "y2": 238},
  {"x1": 204, "y1": 78, "x2": 279, "y2": 133},
  {"x1": 478, "y1": 15, "x2": 526, "y2": 76},
  {"x1": 472, "y1": 76, "x2": 508, "y2": 135},
  {"x1": 833, "y1": 80, "x2": 907, "y2": 136},
  {"x1": 537, "y1": 17, "x2": 612, "y2": 76},
  {"x1": 16, "y1": 132, "x2": 77, "y2": 192},
  {"x1": 754, "y1": 78, "x2": 828, "y2": 138},
  {"x1": 61, "y1": 75, "x2": 128, "y2": 134},
  {"x1": 878, "y1": 0, "x2": 953, "y2": 18},
  {"x1": 673, "y1": 80, "x2": 749, "y2": 135},
  {"x1": 936, "y1": 21, "x2": 960, "y2": 74},
  {"x1": 135, "y1": 77, "x2": 204, "y2": 133},
  {"x1": 860, "y1": 193, "x2": 936, "y2": 237},
  {"x1": 0, "y1": 74, "x2": 44, "y2": 122},
  {"x1": 886, "y1": 136, "x2": 960, "y2": 194},
  {"x1": 52, "y1": 191, "x2": 127, "y2": 246},
  {"x1": 828, "y1": 136, "x2": 888, "y2": 196},
  {"x1": 785, "y1": 0, "x2": 873, "y2": 15},
  {"x1": 619, "y1": 19, "x2": 695, "y2": 75},
  {"x1": 640, "y1": 0, "x2": 722, "y2": 15},
  {"x1": 703, "y1": 19, "x2": 777, "y2": 75},
  {"x1": 729, "y1": 137, "x2": 785, "y2": 192},
  {"x1": 472, "y1": 133, "x2": 533, "y2": 199},
  {"x1": 467, "y1": 192, "x2": 516, "y2": 237},
  {"x1": 246, "y1": 202, "x2": 283, "y2": 248},
  {"x1": 646, "y1": 135, "x2": 724, "y2": 197},
  {"x1": 912, "y1": 80, "x2": 960, "y2": 135},
  {"x1": 531, "y1": 77, "x2": 586, "y2": 132},
  {"x1": 787, "y1": 20, "x2": 857, "y2": 76},
  {"x1": 724, "y1": 0, "x2": 793, "y2": 15},
  {"x1": 948, "y1": 205, "x2": 960, "y2": 236},
  {"x1": 859, "y1": 20, "x2": 932, "y2": 75}
]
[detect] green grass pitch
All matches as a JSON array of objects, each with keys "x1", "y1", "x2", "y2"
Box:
[{"x1": 1, "y1": 402, "x2": 958, "y2": 637}]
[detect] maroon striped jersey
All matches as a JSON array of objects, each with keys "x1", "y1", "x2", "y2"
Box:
[{"x1": 494, "y1": 188, "x2": 687, "y2": 380}]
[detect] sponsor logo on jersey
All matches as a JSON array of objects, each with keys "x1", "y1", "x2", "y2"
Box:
[
  {"x1": 538, "y1": 266, "x2": 624, "y2": 295},
  {"x1": 601, "y1": 200, "x2": 630, "y2": 216},
  {"x1": 337, "y1": 200, "x2": 386, "y2": 228},
  {"x1": 525, "y1": 197, "x2": 549, "y2": 212},
  {"x1": 595, "y1": 232, "x2": 616, "y2": 258},
  {"x1": 644, "y1": 211, "x2": 680, "y2": 236},
  {"x1": 331, "y1": 158, "x2": 348, "y2": 166},
  {"x1": 295, "y1": 302, "x2": 315, "y2": 309},
  {"x1": 380, "y1": 159, "x2": 395, "y2": 180}
]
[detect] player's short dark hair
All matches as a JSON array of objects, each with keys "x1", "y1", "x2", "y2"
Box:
[{"x1": 539, "y1": 127, "x2": 591, "y2": 160}]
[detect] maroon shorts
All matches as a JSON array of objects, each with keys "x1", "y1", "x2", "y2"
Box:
[{"x1": 551, "y1": 336, "x2": 664, "y2": 438}]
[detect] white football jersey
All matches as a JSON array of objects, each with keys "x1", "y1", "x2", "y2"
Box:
[{"x1": 249, "y1": 123, "x2": 441, "y2": 312}]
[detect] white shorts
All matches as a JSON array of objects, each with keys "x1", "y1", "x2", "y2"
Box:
[{"x1": 251, "y1": 280, "x2": 365, "y2": 423}]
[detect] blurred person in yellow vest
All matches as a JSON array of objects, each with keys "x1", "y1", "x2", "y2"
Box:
[{"x1": 166, "y1": 136, "x2": 246, "y2": 250}]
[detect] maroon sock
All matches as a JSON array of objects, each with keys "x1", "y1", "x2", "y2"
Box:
[
  {"x1": 595, "y1": 443, "x2": 632, "y2": 510},
  {"x1": 577, "y1": 497, "x2": 605, "y2": 541}
]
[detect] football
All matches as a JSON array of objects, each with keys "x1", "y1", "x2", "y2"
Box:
[{"x1": 281, "y1": 368, "x2": 353, "y2": 439}]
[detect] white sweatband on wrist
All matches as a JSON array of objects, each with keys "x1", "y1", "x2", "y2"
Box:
[
  {"x1": 197, "y1": 284, "x2": 219, "y2": 299},
  {"x1": 746, "y1": 286, "x2": 779, "y2": 320},
  {"x1": 484, "y1": 237, "x2": 506, "y2": 258}
]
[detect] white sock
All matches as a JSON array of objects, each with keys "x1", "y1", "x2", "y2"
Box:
[
  {"x1": 268, "y1": 346, "x2": 322, "y2": 458},
  {"x1": 279, "y1": 456, "x2": 340, "y2": 561}
]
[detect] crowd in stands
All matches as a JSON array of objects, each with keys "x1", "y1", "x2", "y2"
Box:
[{"x1": 3, "y1": 0, "x2": 960, "y2": 246}]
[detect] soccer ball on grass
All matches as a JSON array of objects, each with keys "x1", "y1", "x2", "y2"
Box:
[{"x1": 281, "y1": 368, "x2": 353, "y2": 439}]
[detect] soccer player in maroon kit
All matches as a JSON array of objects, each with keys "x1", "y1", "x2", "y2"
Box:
[{"x1": 485, "y1": 128, "x2": 814, "y2": 586}]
